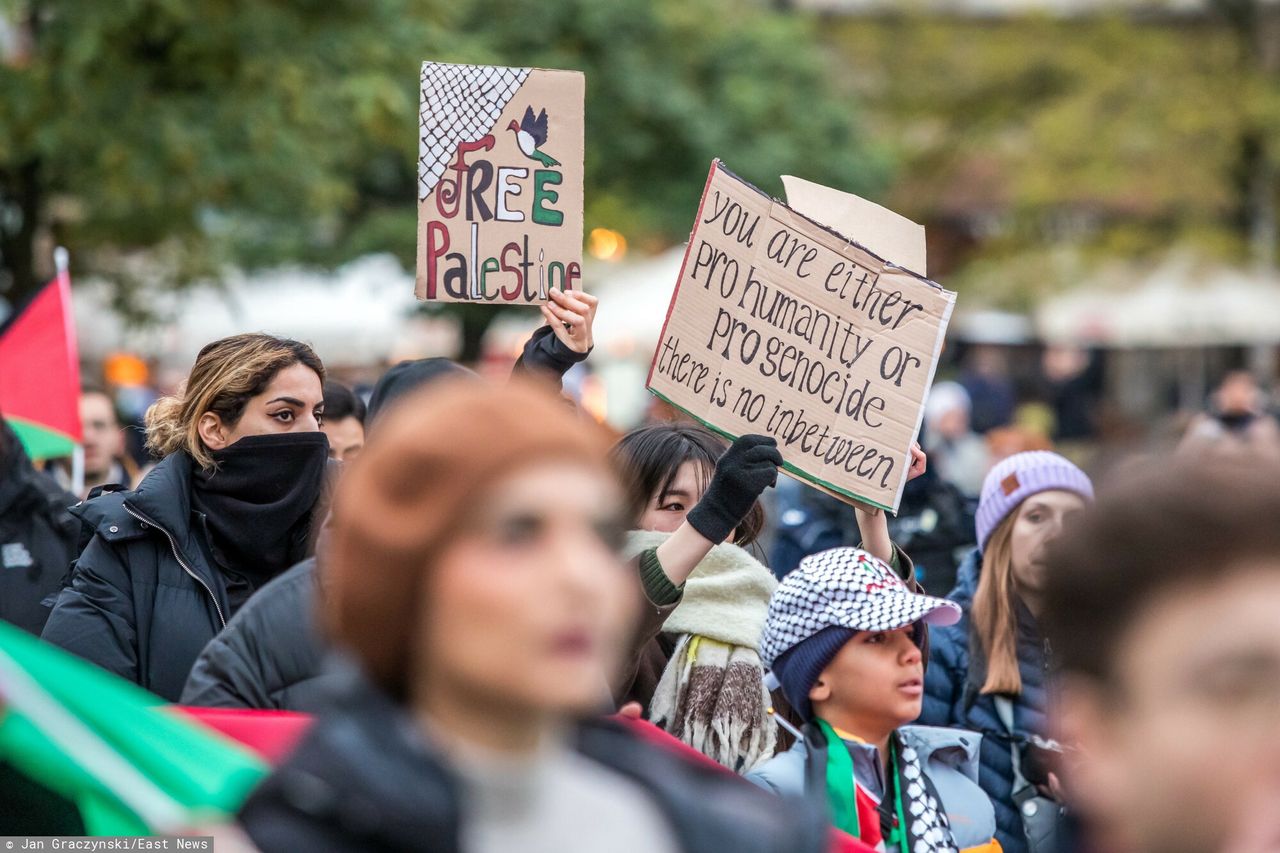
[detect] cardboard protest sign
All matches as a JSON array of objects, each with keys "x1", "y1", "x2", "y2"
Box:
[
  {"x1": 647, "y1": 161, "x2": 955, "y2": 512},
  {"x1": 416, "y1": 62, "x2": 584, "y2": 304}
]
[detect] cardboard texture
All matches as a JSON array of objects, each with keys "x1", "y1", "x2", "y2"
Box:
[
  {"x1": 647, "y1": 161, "x2": 955, "y2": 512},
  {"x1": 781, "y1": 175, "x2": 927, "y2": 277},
  {"x1": 416, "y1": 62, "x2": 584, "y2": 304}
]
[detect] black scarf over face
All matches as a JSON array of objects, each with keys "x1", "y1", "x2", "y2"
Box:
[{"x1": 191, "y1": 431, "x2": 329, "y2": 586}]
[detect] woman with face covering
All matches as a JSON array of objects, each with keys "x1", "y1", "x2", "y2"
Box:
[
  {"x1": 42, "y1": 334, "x2": 331, "y2": 702},
  {"x1": 237, "y1": 381, "x2": 827, "y2": 853},
  {"x1": 916, "y1": 451, "x2": 1094, "y2": 853},
  {"x1": 610, "y1": 424, "x2": 923, "y2": 773}
]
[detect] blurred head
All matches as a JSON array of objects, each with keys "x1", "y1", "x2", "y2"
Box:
[
  {"x1": 972, "y1": 451, "x2": 1092, "y2": 694},
  {"x1": 762, "y1": 548, "x2": 959, "y2": 724},
  {"x1": 1044, "y1": 460, "x2": 1280, "y2": 853},
  {"x1": 325, "y1": 380, "x2": 636, "y2": 723},
  {"x1": 79, "y1": 386, "x2": 124, "y2": 477},
  {"x1": 610, "y1": 423, "x2": 763, "y2": 546},
  {"x1": 321, "y1": 380, "x2": 366, "y2": 463},
  {"x1": 1215, "y1": 369, "x2": 1263, "y2": 416},
  {"x1": 924, "y1": 380, "x2": 972, "y2": 440},
  {"x1": 144, "y1": 333, "x2": 325, "y2": 470}
]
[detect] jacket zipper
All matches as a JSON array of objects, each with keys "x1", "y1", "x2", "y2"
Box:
[{"x1": 123, "y1": 505, "x2": 226, "y2": 629}]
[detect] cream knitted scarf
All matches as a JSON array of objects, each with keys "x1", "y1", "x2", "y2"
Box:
[{"x1": 623, "y1": 530, "x2": 778, "y2": 773}]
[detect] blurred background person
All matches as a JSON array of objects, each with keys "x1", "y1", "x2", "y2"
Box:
[
  {"x1": 919, "y1": 450, "x2": 1094, "y2": 853},
  {"x1": 1044, "y1": 459, "x2": 1280, "y2": 853},
  {"x1": 320, "y1": 379, "x2": 366, "y2": 463},
  {"x1": 0, "y1": 411, "x2": 79, "y2": 636},
  {"x1": 238, "y1": 380, "x2": 826, "y2": 853},
  {"x1": 923, "y1": 380, "x2": 989, "y2": 498},
  {"x1": 1180, "y1": 369, "x2": 1280, "y2": 460},
  {"x1": 77, "y1": 384, "x2": 138, "y2": 496},
  {"x1": 42, "y1": 333, "x2": 332, "y2": 701}
]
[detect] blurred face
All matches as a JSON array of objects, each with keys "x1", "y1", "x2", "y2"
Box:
[
  {"x1": 933, "y1": 406, "x2": 969, "y2": 440},
  {"x1": 638, "y1": 460, "x2": 708, "y2": 534},
  {"x1": 1057, "y1": 567, "x2": 1280, "y2": 853},
  {"x1": 1218, "y1": 374, "x2": 1261, "y2": 415},
  {"x1": 811, "y1": 624, "x2": 924, "y2": 737},
  {"x1": 416, "y1": 461, "x2": 637, "y2": 721},
  {"x1": 79, "y1": 392, "x2": 123, "y2": 476},
  {"x1": 1009, "y1": 490, "x2": 1087, "y2": 602},
  {"x1": 199, "y1": 362, "x2": 324, "y2": 451},
  {"x1": 323, "y1": 415, "x2": 364, "y2": 462}
]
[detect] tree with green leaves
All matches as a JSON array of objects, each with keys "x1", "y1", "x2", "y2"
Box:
[{"x1": 2, "y1": 0, "x2": 885, "y2": 357}]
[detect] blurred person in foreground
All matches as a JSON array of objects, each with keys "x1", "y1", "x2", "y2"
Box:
[
  {"x1": 919, "y1": 451, "x2": 1094, "y2": 853},
  {"x1": 0, "y1": 411, "x2": 79, "y2": 635},
  {"x1": 1043, "y1": 459, "x2": 1280, "y2": 853},
  {"x1": 43, "y1": 333, "x2": 333, "y2": 701},
  {"x1": 1180, "y1": 369, "x2": 1280, "y2": 459},
  {"x1": 748, "y1": 547, "x2": 998, "y2": 852},
  {"x1": 180, "y1": 293, "x2": 599, "y2": 712},
  {"x1": 238, "y1": 380, "x2": 826, "y2": 853},
  {"x1": 320, "y1": 380, "x2": 366, "y2": 463}
]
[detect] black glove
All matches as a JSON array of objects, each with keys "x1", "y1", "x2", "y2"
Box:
[
  {"x1": 686, "y1": 434, "x2": 782, "y2": 544},
  {"x1": 512, "y1": 325, "x2": 591, "y2": 385}
]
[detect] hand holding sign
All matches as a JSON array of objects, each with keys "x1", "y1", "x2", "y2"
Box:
[
  {"x1": 541, "y1": 288, "x2": 598, "y2": 354},
  {"x1": 686, "y1": 434, "x2": 782, "y2": 545}
]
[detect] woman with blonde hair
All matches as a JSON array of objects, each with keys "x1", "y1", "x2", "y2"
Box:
[
  {"x1": 918, "y1": 451, "x2": 1093, "y2": 853},
  {"x1": 43, "y1": 333, "x2": 331, "y2": 701}
]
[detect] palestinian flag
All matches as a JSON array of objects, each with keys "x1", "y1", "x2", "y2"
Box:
[
  {"x1": 0, "y1": 259, "x2": 81, "y2": 459},
  {"x1": 0, "y1": 621, "x2": 268, "y2": 834}
]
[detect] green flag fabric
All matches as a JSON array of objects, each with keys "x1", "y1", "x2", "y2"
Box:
[{"x1": 0, "y1": 621, "x2": 268, "y2": 834}]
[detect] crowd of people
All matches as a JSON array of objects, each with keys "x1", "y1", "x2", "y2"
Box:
[{"x1": 3, "y1": 292, "x2": 1280, "y2": 853}]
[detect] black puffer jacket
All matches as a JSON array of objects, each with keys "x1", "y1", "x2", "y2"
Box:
[
  {"x1": 181, "y1": 557, "x2": 330, "y2": 711},
  {"x1": 41, "y1": 452, "x2": 330, "y2": 701},
  {"x1": 0, "y1": 421, "x2": 79, "y2": 636},
  {"x1": 239, "y1": 670, "x2": 828, "y2": 853}
]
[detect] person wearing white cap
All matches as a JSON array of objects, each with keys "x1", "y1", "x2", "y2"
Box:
[
  {"x1": 917, "y1": 450, "x2": 1094, "y2": 853},
  {"x1": 747, "y1": 547, "x2": 999, "y2": 852}
]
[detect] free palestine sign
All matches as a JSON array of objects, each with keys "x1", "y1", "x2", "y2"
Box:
[
  {"x1": 416, "y1": 62, "x2": 584, "y2": 304},
  {"x1": 647, "y1": 161, "x2": 955, "y2": 512}
]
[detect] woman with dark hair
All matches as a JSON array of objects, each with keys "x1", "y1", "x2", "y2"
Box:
[
  {"x1": 610, "y1": 423, "x2": 919, "y2": 773},
  {"x1": 320, "y1": 379, "x2": 366, "y2": 462},
  {"x1": 238, "y1": 380, "x2": 826, "y2": 853},
  {"x1": 43, "y1": 333, "x2": 332, "y2": 701}
]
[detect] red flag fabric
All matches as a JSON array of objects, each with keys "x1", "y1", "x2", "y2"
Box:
[
  {"x1": 174, "y1": 707, "x2": 313, "y2": 765},
  {"x1": 0, "y1": 265, "x2": 81, "y2": 458}
]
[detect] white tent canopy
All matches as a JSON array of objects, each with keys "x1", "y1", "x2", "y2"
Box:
[
  {"x1": 74, "y1": 255, "x2": 457, "y2": 368},
  {"x1": 1036, "y1": 256, "x2": 1280, "y2": 347}
]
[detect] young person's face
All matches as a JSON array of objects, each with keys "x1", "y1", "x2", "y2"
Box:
[
  {"x1": 639, "y1": 459, "x2": 707, "y2": 534},
  {"x1": 1009, "y1": 490, "x2": 1087, "y2": 599},
  {"x1": 322, "y1": 415, "x2": 365, "y2": 462},
  {"x1": 199, "y1": 362, "x2": 324, "y2": 450},
  {"x1": 810, "y1": 625, "x2": 924, "y2": 735},
  {"x1": 416, "y1": 461, "x2": 636, "y2": 719},
  {"x1": 1057, "y1": 567, "x2": 1280, "y2": 853}
]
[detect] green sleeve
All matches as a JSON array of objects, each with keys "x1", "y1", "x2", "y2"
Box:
[{"x1": 638, "y1": 547, "x2": 683, "y2": 607}]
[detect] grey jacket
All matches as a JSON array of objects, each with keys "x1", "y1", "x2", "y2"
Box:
[{"x1": 747, "y1": 724, "x2": 997, "y2": 851}]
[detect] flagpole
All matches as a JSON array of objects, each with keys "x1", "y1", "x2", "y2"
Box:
[{"x1": 53, "y1": 246, "x2": 85, "y2": 496}]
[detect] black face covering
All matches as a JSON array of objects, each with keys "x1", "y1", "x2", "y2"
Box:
[{"x1": 191, "y1": 431, "x2": 329, "y2": 586}]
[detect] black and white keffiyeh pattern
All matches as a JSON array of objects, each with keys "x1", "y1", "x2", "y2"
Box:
[
  {"x1": 761, "y1": 547, "x2": 961, "y2": 670},
  {"x1": 418, "y1": 62, "x2": 531, "y2": 200}
]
